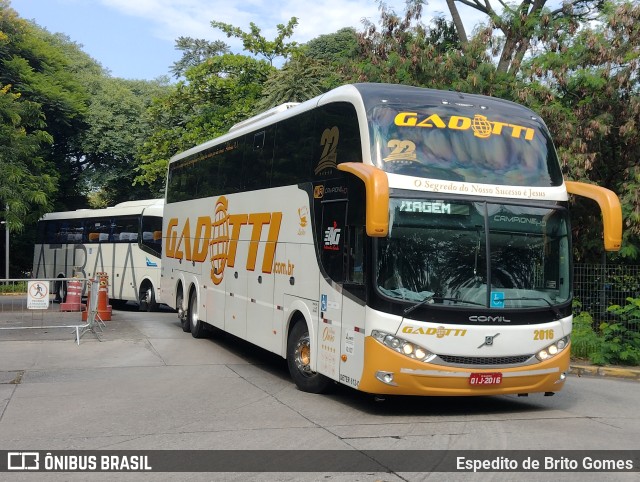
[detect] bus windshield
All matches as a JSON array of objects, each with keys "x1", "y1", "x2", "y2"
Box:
[
  {"x1": 369, "y1": 104, "x2": 563, "y2": 187},
  {"x1": 376, "y1": 199, "x2": 571, "y2": 309}
]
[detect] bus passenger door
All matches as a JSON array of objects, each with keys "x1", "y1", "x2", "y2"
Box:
[
  {"x1": 317, "y1": 200, "x2": 347, "y2": 382},
  {"x1": 339, "y1": 226, "x2": 367, "y2": 391}
]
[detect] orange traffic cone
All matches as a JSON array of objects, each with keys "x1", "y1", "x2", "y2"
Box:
[
  {"x1": 96, "y1": 278, "x2": 112, "y2": 321},
  {"x1": 82, "y1": 278, "x2": 112, "y2": 322},
  {"x1": 60, "y1": 279, "x2": 84, "y2": 312}
]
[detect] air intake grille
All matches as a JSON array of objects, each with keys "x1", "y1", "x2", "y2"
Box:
[{"x1": 438, "y1": 354, "x2": 533, "y2": 366}]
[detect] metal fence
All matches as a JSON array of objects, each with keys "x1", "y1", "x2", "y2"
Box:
[
  {"x1": 0, "y1": 278, "x2": 103, "y2": 344},
  {"x1": 573, "y1": 264, "x2": 640, "y2": 320}
]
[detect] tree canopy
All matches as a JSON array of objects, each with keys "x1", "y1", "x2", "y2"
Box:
[{"x1": 2, "y1": 0, "x2": 640, "y2": 274}]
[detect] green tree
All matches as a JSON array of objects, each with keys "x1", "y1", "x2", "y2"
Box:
[
  {"x1": 256, "y1": 53, "x2": 339, "y2": 111},
  {"x1": 0, "y1": 84, "x2": 55, "y2": 231},
  {"x1": 79, "y1": 76, "x2": 170, "y2": 207},
  {"x1": 445, "y1": 0, "x2": 604, "y2": 75},
  {"x1": 211, "y1": 17, "x2": 299, "y2": 65},
  {"x1": 0, "y1": 2, "x2": 67, "y2": 229},
  {"x1": 305, "y1": 27, "x2": 359, "y2": 62},
  {"x1": 171, "y1": 36, "x2": 229, "y2": 77},
  {"x1": 521, "y1": 1, "x2": 640, "y2": 259},
  {"x1": 136, "y1": 53, "x2": 273, "y2": 190},
  {"x1": 351, "y1": 0, "x2": 511, "y2": 97},
  {"x1": 0, "y1": 2, "x2": 89, "y2": 211}
]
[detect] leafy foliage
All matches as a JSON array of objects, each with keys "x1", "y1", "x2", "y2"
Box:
[
  {"x1": 522, "y1": 1, "x2": 640, "y2": 260},
  {"x1": 135, "y1": 54, "x2": 273, "y2": 191},
  {"x1": 572, "y1": 297, "x2": 640, "y2": 365},
  {"x1": 211, "y1": 17, "x2": 299, "y2": 65},
  {"x1": 0, "y1": 3, "x2": 60, "y2": 230},
  {"x1": 4, "y1": 0, "x2": 640, "y2": 277},
  {"x1": 171, "y1": 37, "x2": 229, "y2": 77},
  {"x1": 0, "y1": 84, "x2": 55, "y2": 231},
  {"x1": 304, "y1": 27, "x2": 359, "y2": 62},
  {"x1": 570, "y1": 308, "x2": 603, "y2": 359}
]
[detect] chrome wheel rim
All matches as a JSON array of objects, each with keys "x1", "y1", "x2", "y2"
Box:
[{"x1": 294, "y1": 334, "x2": 314, "y2": 377}]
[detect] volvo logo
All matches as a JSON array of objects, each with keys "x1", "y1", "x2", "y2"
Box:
[
  {"x1": 469, "y1": 315, "x2": 511, "y2": 323},
  {"x1": 478, "y1": 333, "x2": 500, "y2": 349}
]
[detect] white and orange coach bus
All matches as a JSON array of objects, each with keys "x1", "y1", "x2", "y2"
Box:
[{"x1": 162, "y1": 83, "x2": 621, "y2": 397}]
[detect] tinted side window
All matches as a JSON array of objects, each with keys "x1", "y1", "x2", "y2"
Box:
[
  {"x1": 112, "y1": 216, "x2": 140, "y2": 242},
  {"x1": 86, "y1": 218, "x2": 111, "y2": 242},
  {"x1": 55, "y1": 220, "x2": 84, "y2": 243},
  {"x1": 219, "y1": 139, "x2": 244, "y2": 194},
  {"x1": 272, "y1": 111, "x2": 315, "y2": 186},
  {"x1": 167, "y1": 161, "x2": 194, "y2": 203},
  {"x1": 243, "y1": 126, "x2": 275, "y2": 191},
  {"x1": 141, "y1": 215, "x2": 163, "y2": 256},
  {"x1": 313, "y1": 103, "x2": 361, "y2": 179}
]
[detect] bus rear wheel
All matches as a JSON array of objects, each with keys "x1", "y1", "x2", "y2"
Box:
[
  {"x1": 177, "y1": 290, "x2": 190, "y2": 332},
  {"x1": 188, "y1": 290, "x2": 205, "y2": 338},
  {"x1": 287, "y1": 321, "x2": 332, "y2": 394}
]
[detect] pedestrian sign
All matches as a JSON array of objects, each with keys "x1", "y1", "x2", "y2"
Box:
[{"x1": 27, "y1": 281, "x2": 50, "y2": 310}]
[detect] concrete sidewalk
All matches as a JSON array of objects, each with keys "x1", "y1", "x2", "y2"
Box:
[{"x1": 569, "y1": 363, "x2": 640, "y2": 381}]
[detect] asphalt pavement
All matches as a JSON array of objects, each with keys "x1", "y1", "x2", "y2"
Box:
[{"x1": 0, "y1": 300, "x2": 638, "y2": 480}]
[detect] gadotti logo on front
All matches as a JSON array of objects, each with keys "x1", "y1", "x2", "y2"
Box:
[
  {"x1": 394, "y1": 112, "x2": 535, "y2": 141},
  {"x1": 165, "y1": 196, "x2": 282, "y2": 285}
]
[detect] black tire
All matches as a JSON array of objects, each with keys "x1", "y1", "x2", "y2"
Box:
[
  {"x1": 189, "y1": 290, "x2": 205, "y2": 338},
  {"x1": 139, "y1": 284, "x2": 158, "y2": 312},
  {"x1": 111, "y1": 299, "x2": 129, "y2": 310},
  {"x1": 177, "y1": 290, "x2": 190, "y2": 332},
  {"x1": 286, "y1": 321, "x2": 332, "y2": 394},
  {"x1": 54, "y1": 278, "x2": 67, "y2": 303}
]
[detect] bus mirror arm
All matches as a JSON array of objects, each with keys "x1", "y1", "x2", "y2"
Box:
[
  {"x1": 565, "y1": 181, "x2": 622, "y2": 251},
  {"x1": 337, "y1": 163, "x2": 389, "y2": 237}
]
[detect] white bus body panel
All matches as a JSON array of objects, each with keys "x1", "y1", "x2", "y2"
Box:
[{"x1": 33, "y1": 199, "x2": 163, "y2": 304}]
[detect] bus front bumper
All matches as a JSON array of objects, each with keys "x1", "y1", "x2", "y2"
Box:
[{"x1": 357, "y1": 336, "x2": 570, "y2": 397}]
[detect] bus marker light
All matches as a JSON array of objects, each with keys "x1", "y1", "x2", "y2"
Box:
[{"x1": 341, "y1": 354, "x2": 347, "y2": 362}]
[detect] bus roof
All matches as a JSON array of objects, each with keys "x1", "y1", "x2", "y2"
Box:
[
  {"x1": 39, "y1": 199, "x2": 164, "y2": 221},
  {"x1": 168, "y1": 83, "x2": 545, "y2": 166}
]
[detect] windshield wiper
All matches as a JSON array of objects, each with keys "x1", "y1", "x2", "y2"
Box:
[
  {"x1": 403, "y1": 295, "x2": 485, "y2": 316},
  {"x1": 500, "y1": 297, "x2": 563, "y2": 319}
]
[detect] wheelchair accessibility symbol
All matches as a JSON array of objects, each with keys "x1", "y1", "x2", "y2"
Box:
[{"x1": 490, "y1": 291, "x2": 505, "y2": 308}]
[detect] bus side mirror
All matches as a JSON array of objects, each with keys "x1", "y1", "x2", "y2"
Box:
[
  {"x1": 565, "y1": 181, "x2": 622, "y2": 251},
  {"x1": 337, "y1": 163, "x2": 389, "y2": 237}
]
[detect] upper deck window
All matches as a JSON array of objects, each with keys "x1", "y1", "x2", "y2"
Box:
[{"x1": 369, "y1": 104, "x2": 563, "y2": 187}]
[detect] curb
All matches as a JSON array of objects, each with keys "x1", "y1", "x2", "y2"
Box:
[{"x1": 569, "y1": 364, "x2": 640, "y2": 381}]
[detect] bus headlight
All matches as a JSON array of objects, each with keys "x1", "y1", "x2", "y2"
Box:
[
  {"x1": 536, "y1": 336, "x2": 570, "y2": 362},
  {"x1": 371, "y1": 330, "x2": 435, "y2": 362}
]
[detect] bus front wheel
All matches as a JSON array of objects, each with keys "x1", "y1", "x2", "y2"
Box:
[
  {"x1": 54, "y1": 277, "x2": 67, "y2": 303},
  {"x1": 139, "y1": 283, "x2": 158, "y2": 312},
  {"x1": 287, "y1": 321, "x2": 332, "y2": 394},
  {"x1": 188, "y1": 290, "x2": 205, "y2": 338}
]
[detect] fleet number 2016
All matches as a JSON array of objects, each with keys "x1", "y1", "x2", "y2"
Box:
[{"x1": 533, "y1": 329, "x2": 554, "y2": 340}]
